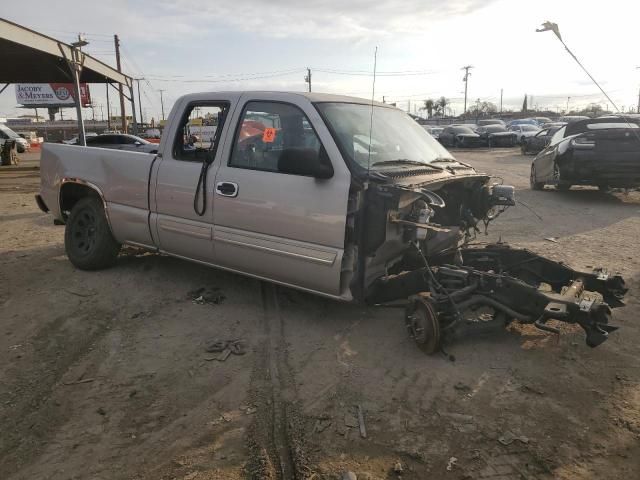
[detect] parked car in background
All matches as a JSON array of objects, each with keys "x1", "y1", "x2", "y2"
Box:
[
  {"x1": 429, "y1": 127, "x2": 444, "y2": 139},
  {"x1": 541, "y1": 121, "x2": 567, "y2": 129},
  {"x1": 509, "y1": 124, "x2": 541, "y2": 143},
  {"x1": 477, "y1": 119, "x2": 506, "y2": 127},
  {"x1": 421, "y1": 125, "x2": 444, "y2": 139},
  {"x1": 0, "y1": 123, "x2": 30, "y2": 153},
  {"x1": 476, "y1": 124, "x2": 517, "y2": 147},
  {"x1": 67, "y1": 133, "x2": 159, "y2": 154},
  {"x1": 438, "y1": 125, "x2": 482, "y2": 147},
  {"x1": 521, "y1": 126, "x2": 562, "y2": 154},
  {"x1": 507, "y1": 118, "x2": 538, "y2": 128},
  {"x1": 530, "y1": 117, "x2": 640, "y2": 191},
  {"x1": 532, "y1": 116, "x2": 553, "y2": 126},
  {"x1": 559, "y1": 115, "x2": 590, "y2": 124},
  {"x1": 63, "y1": 132, "x2": 99, "y2": 145}
]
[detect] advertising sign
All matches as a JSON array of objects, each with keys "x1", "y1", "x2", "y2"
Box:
[{"x1": 15, "y1": 83, "x2": 91, "y2": 107}]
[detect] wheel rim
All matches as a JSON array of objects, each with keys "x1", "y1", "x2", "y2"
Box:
[
  {"x1": 406, "y1": 298, "x2": 441, "y2": 353},
  {"x1": 70, "y1": 209, "x2": 97, "y2": 254}
]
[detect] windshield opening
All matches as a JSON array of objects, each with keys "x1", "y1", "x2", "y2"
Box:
[{"x1": 314, "y1": 102, "x2": 454, "y2": 171}]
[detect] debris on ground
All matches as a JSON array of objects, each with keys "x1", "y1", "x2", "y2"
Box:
[
  {"x1": 454, "y1": 382, "x2": 471, "y2": 393},
  {"x1": 341, "y1": 471, "x2": 357, "y2": 480},
  {"x1": 393, "y1": 460, "x2": 403, "y2": 474},
  {"x1": 314, "y1": 415, "x2": 332, "y2": 433},
  {"x1": 188, "y1": 287, "x2": 226, "y2": 305},
  {"x1": 446, "y1": 456, "x2": 458, "y2": 471},
  {"x1": 204, "y1": 339, "x2": 247, "y2": 361},
  {"x1": 498, "y1": 431, "x2": 530, "y2": 446},
  {"x1": 357, "y1": 404, "x2": 367, "y2": 439},
  {"x1": 96, "y1": 407, "x2": 106, "y2": 416},
  {"x1": 544, "y1": 237, "x2": 559, "y2": 243},
  {"x1": 344, "y1": 412, "x2": 359, "y2": 428}
]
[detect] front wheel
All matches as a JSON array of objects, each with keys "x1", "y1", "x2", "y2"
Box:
[{"x1": 64, "y1": 196, "x2": 121, "y2": 270}]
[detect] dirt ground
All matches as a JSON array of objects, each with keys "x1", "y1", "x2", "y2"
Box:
[{"x1": 1, "y1": 148, "x2": 639, "y2": 480}]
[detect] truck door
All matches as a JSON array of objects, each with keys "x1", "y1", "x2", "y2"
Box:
[
  {"x1": 212, "y1": 95, "x2": 350, "y2": 297},
  {"x1": 152, "y1": 100, "x2": 231, "y2": 262}
]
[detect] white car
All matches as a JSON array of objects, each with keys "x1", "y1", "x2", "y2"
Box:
[
  {"x1": 63, "y1": 132, "x2": 99, "y2": 144},
  {"x1": 0, "y1": 124, "x2": 30, "y2": 153},
  {"x1": 508, "y1": 124, "x2": 541, "y2": 143}
]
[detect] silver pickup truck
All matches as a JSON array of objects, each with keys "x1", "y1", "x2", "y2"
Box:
[{"x1": 37, "y1": 92, "x2": 627, "y2": 352}]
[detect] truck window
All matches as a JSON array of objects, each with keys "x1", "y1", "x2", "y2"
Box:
[
  {"x1": 173, "y1": 103, "x2": 228, "y2": 161},
  {"x1": 229, "y1": 101, "x2": 324, "y2": 173}
]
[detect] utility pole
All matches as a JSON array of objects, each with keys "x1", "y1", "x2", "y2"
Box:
[
  {"x1": 114, "y1": 34, "x2": 127, "y2": 133},
  {"x1": 636, "y1": 67, "x2": 640, "y2": 113},
  {"x1": 566, "y1": 96, "x2": 571, "y2": 113},
  {"x1": 106, "y1": 83, "x2": 111, "y2": 130},
  {"x1": 99, "y1": 104, "x2": 104, "y2": 122},
  {"x1": 135, "y1": 78, "x2": 144, "y2": 126},
  {"x1": 462, "y1": 65, "x2": 473, "y2": 114},
  {"x1": 304, "y1": 68, "x2": 312, "y2": 92},
  {"x1": 500, "y1": 88, "x2": 503, "y2": 114},
  {"x1": 159, "y1": 89, "x2": 166, "y2": 121}
]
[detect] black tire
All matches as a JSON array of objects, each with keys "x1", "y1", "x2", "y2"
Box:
[
  {"x1": 64, "y1": 196, "x2": 120, "y2": 270},
  {"x1": 530, "y1": 165, "x2": 544, "y2": 190},
  {"x1": 553, "y1": 164, "x2": 571, "y2": 190},
  {"x1": 598, "y1": 184, "x2": 610, "y2": 192}
]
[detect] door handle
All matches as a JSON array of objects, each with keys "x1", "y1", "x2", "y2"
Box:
[{"x1": 216, "y1": 181, "x2": 238, "y2": 198}]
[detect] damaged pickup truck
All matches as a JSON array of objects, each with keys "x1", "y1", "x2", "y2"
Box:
[{"x1": 37, "y1": 92, "x2": 627, "y2": 353}]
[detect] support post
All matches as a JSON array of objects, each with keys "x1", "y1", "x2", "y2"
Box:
[
  {"x1": 71, "y1": 48, "x2": 86, "y2": 146},
  {"x1": 114, "y1": 34, "x2": 127, "y2": 133}
]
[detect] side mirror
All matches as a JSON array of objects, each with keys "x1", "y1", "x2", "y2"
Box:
[
  {"x1": 134, "y1": 141, "x2": 142, "y2": 146},
  {"x1": 278, "y1": 147, "x2": 334, "y2": 179}
]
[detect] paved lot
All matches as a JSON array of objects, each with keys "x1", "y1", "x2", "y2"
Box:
[{"x1": 1, "y1": 148, "x2": 639, "y2": 480}]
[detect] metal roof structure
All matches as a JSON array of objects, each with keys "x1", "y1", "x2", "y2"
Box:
[
  {"x1": 0, "y1": 18, "x2": 131, "y2": 86},
  {"x1": 0, "y1": 17, "x2": 137, "y2": 142}
]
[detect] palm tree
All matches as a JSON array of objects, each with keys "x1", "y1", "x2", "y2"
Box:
[
  {"x1": 423, "y1": 99, "x2": 435, "y2": 118},
  {"x1": 437, "y1": 97, "x2": 449, "y2": 117}
]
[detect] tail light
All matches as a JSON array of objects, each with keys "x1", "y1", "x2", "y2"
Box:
[{"x1": 571, "y1": 136, "x2": 595, "y2": 147}]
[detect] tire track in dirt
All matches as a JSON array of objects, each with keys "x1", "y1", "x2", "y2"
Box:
[{"x1": 244, "y1": 282, "x2": 309, "y2": 479}]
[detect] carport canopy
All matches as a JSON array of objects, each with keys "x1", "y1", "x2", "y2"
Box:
[{"x1": 0, "y1": 18, "x2": 135, "y2": 140}]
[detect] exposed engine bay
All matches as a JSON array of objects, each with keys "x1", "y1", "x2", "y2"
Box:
[{"x1": 343, "y1": 170, "x2": 627, "y2": 353}]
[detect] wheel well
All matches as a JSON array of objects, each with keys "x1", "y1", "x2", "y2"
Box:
[{"x1": 59, "y1": 183, "x2": 103, "y2": 219}]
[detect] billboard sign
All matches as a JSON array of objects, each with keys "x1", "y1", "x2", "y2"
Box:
[{"x1": 15, "y1": 83, "x2": 91, "y2": 107}]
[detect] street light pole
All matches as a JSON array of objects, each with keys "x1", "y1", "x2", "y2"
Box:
[
  {"x1": 159, "y1": 89, "x2": 166, "y2": 121},
  {"x1": 70, "y1": 34, "x2": 88, "y2": 146},
  {"x1": 461, "y1": 65, "x2": 473, "y2": 114}
]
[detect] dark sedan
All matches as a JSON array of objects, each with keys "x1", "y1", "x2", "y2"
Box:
[
  {"x1": 476, "y1": 125, "x2": 517, "y2": 147},
  {"x1": 521, "y1": 126, "x2": 562, "y2": 154},
  {"x1": 438, "y1": 126, "x2": 482, "y2": 148},
  {"x1": 530, "y1": 118, "x2": 640, "y2": 190}
]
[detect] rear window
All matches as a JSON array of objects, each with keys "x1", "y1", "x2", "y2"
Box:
[
  {"x1": 521, "y1": 125, "x2": 539, "y2": 132},
  {"x1": 451, "y1": 126, "x2": 474, "y2": 134}
]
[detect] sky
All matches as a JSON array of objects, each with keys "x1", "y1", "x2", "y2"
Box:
[{"x1": 2, "y1": 0, "x2": 640, "y2": 121}]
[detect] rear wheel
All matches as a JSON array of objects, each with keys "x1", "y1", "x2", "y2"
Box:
[
  {"x1": 530, "y1": 165, "x2": 544, "y2": 190},
  {"x1": 553, "y1": 164, "x2": 572, "y2": 190},
  {"x1": 64, "y1": 196, "x2": 121, "y2": 270}
]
